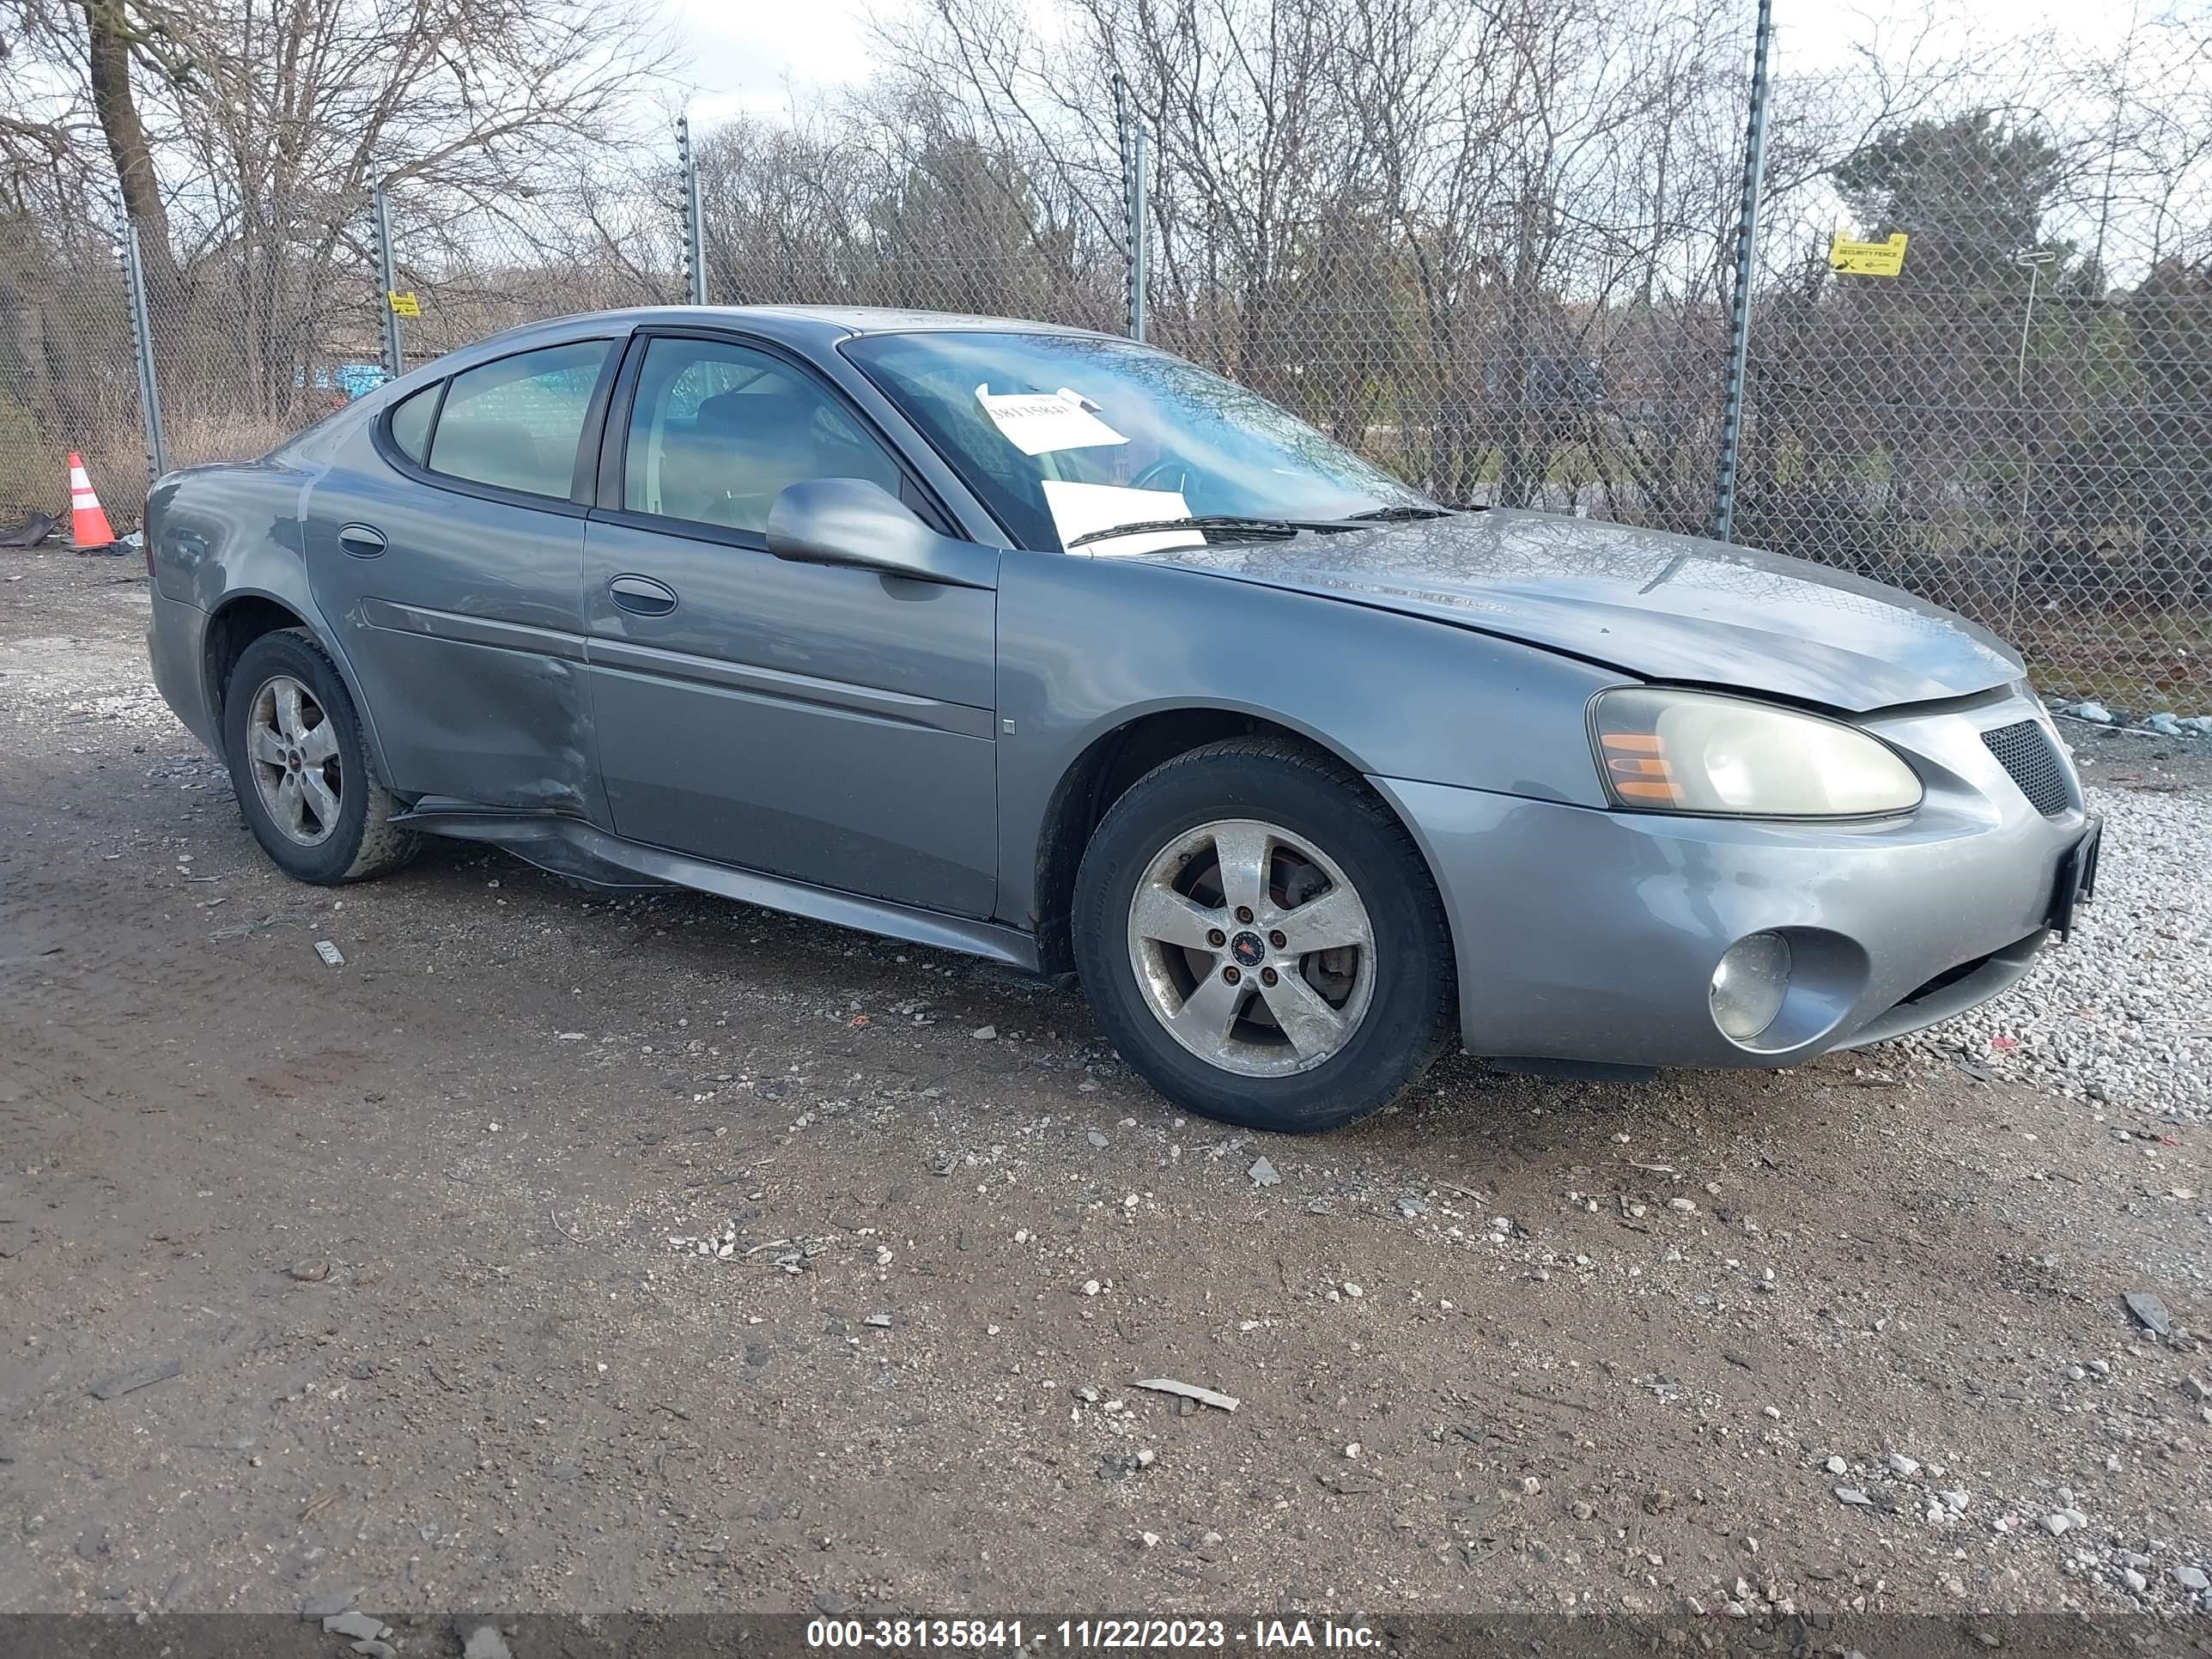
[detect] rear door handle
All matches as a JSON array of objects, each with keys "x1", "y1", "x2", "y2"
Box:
[
  {"x1": 337, "y1": 523, "x2": 386, "y2": 558},
  {"x1": 608, "y1": 573, "x2": 678, "y2": 616}
]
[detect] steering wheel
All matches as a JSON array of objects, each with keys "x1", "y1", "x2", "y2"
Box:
[{"x1": 1130, "y1": 458, "x2": 1194, "y2": 500}]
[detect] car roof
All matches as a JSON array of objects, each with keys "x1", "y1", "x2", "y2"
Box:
[
  {"x1": 323, "y1": 301, "x2": 1139, "y2": 468},
  {"x1": 727, "y1": 304, "x2": 1115, "y2": 339},
  {"x1": 456, "y1": 304, "x2": 1121, "y2": 361}
]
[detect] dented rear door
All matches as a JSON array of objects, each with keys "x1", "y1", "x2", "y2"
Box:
[{"x1": 301, "y1": 338, "x2": 620, "y2": 819}]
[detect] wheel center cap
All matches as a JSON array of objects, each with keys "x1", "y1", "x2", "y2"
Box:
[
  {"x1": 286, "y1": 752, "x2": 301, "y2": 771},
  {"x1": 1229, "y1": 931, "x2": 1267, "y2": 969}
]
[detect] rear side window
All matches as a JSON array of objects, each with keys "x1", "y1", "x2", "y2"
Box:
[
  {"x1": 386, "y1": 383, "x2": 440, "y2": 465},
  {"x1": 426, "y1": 340, "x2": 611, "y2": 499}
]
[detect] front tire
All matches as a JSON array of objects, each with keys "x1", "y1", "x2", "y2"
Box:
[
  {"x1": 222, "y1": 629, "x2": 421, "y2": 884},
  {"x1": 1073, "y1": 738, "x2": 1454, "y2": 1133}
]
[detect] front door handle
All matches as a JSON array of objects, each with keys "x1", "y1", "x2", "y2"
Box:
[
  {"x1": 609, "y1": 573, "x2": 678, "y2": 617},
  {"x1": 337, "y1": 523, "x2": 386, "y2": 558}
]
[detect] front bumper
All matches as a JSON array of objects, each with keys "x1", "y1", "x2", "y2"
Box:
[{"x1": 1375, "y1": 691, "x2": 2090, "y2": 1069}]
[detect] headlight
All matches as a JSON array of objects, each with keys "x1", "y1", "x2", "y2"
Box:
[{"x1": 1590, "y1": 688, "x2": 1922, "y2": 817}]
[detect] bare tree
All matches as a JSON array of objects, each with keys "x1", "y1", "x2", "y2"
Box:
[
  {"x1": 872, "y1": 0, "x2": 1759, "y2": 512},
  {"x1": 3, "y1": 0, "x2": 674, "y2": 442},
  {"x1": 3, "y1": 0, "x2": 2204, "y2": 693}
]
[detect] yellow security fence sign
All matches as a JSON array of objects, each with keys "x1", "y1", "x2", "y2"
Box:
[
  {"x1": 386, "y1": 289, "x2": 422, "y2": 317},
  {"x1": 1828, "y1": 231, "x2": 1909, "y2": 277}
]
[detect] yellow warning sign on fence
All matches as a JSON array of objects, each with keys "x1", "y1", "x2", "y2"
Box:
[
  {"x1": 1828, "y1": 231, "x2": 1909, "y2": 277},
  {"x1": 386, "y1": 289, "x2": 422, "y2": 317}
]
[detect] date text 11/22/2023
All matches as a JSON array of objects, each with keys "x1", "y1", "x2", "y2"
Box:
[{"x1": 804, "y1": 1620, "x2": 1381, "y2": 1650}]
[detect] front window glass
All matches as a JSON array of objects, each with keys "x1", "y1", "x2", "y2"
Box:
[
  {"x1": 623, "y1": 337, "x2": 904, "y2": 535},
  {"x1": 842, "y1": 331, "x2": 1431, "y2": 553},
  {"x1": 427, "y1": 339, "x2": 610, "y2": 499}
]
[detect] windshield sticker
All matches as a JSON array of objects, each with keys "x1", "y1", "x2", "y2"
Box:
[
  {"x1": 975, "y1": 384, "x2": 1128, "y2": 456},
  {"x1": 1042, "y1": 480, "x2": 1193, "y2": 558}
]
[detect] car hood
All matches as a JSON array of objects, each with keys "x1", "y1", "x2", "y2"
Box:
[{"x1": 1148, "y1": 509, "x2": 2024, "y2": 713}]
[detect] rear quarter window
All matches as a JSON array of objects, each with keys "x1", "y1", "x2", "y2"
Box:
[{"x1": 386, "y1": 383, "x2": 440, "y2": 465}]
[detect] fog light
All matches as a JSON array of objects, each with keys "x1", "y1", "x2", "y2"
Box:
[{"x1": 1711, "y1": 933, "x2": 1792, "y2": 1042}]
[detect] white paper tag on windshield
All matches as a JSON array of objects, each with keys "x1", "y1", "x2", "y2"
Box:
[
  {"x1": 1042, "y1": 480, "x2": 1192, "y2": 558},
  {"x1": 975, "y1": 384, "x2": 1127, "y2": 456}
]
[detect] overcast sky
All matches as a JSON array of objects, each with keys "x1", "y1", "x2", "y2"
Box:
[
  {"x1": 667, "y1": 0, "x2": 883, "y2": 123},
  {"x1": 660, "y1": 0, "x2": 2133, "y2": 125}
]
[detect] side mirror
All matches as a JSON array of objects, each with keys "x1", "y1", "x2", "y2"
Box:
[{"x1": 765, "y1": 478, "x2": 996, "y2": 590}]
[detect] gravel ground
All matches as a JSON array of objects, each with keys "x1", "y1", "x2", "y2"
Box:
[
  {"x1": 1, "y1": 552, "x2": 2208, "y2": 1638},
  {"x1": 1896, "y1": 780, "x2": 2212, "y2": 1123}
]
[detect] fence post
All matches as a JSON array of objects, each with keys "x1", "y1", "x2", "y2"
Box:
[
  {"x1": 2004, "y1": 249, "x2": 2056, "y2": 637},
  {"x1": 1130, "y1": 127, "x2": 1150, "y2": 343},
  {"x1": 1113, "y1": 75, "x2": 1148, "y2": 342},
  {"x1": 119, "y1": 213, "x2": 167, "y2": 481},
  {"x1": 1711, "y1": 0, "x2": 1774, "y2": 543},
  {"x1": 678, "y1": 114, "x2": 708, "y2": 305},
  {"x1": 371, "y1": 181, "x2": 404, "y2": 379}
]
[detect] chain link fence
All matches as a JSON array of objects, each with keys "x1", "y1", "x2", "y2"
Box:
[
  {"x1": 690, "y1": 116, "x2": 1129, "y2": 334},
  {"x1": 380, "y1": 168, "x2": 687, "y2": 372},
  {"x1": 4, "y1": 8, "x2": 2206, "y2": 703},
  {"x1": 128, "y1": 190, "x2": 388, "y2": 483},
  {"x1": 1734, "y1": 28, "x2": 2212, "y2": 706},
  {"x1": 0, "y1": 213, "x2": 146, "y2": 532},
  {"x1": 1139, "y1": 243, "x2": 1731, "y2": 536}
]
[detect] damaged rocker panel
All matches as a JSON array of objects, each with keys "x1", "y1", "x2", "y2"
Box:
[{"x1": 393, "y1": 802, "x2": 1041, "y2": 971}]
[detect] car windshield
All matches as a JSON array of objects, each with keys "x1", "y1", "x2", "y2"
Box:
[{"x1": 842, "y1": 330, "x2": 1436, "y2": 555}]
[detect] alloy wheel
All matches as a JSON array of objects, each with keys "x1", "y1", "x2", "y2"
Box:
[
  {"x1": 1124, "y1": 817, "x2": 1376, "y2": 1078},
  {"x1": 245, "y1": 674, "x2": 343, "y2": 847}
]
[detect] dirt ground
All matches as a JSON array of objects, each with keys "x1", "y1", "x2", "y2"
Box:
[{"x1": 2, "y1": 551, "x2": 2208, "y2": 1632}]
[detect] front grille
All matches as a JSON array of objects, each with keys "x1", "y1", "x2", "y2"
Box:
[{"x1": 1981, "y1": 719, "x2": 2072, "y2": 816}]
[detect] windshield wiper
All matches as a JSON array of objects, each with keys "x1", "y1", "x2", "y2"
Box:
[
  {"x1": 1340, "y1": 504, "x2": 1457, "y2": 522},
  {"x1": 1066, "y1": 514, "x2": 1301, "y2": 550}
]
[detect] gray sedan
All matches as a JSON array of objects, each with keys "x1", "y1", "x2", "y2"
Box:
[{"x1": 143, "y1": 307, "x2": 2100, "y2": 1131}]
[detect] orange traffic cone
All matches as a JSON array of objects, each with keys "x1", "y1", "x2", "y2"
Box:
[{"x1": 69, "y1": 453, "x2": 118, "y2": 550}]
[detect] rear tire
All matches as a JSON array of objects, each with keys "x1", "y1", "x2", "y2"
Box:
[
  {"x1": 1073, "y1": 738, "x2": 1454, "y2": 1133},
  {"x1": 222, "y1": 629, "x2": 421, "y2": 884}
]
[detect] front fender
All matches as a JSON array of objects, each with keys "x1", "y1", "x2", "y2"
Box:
[{"x1": 994, "y1": 550, "x2": 1632, "y2": 927}]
